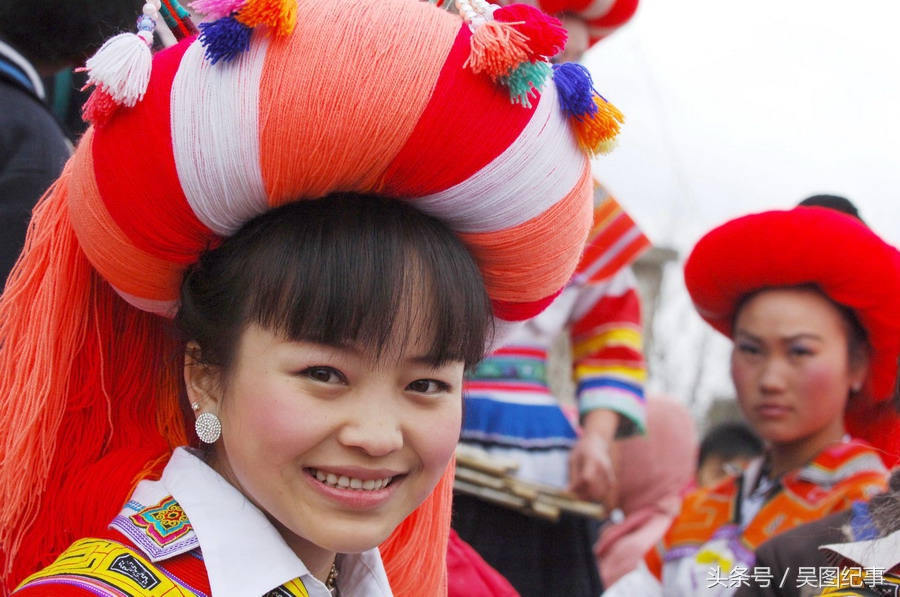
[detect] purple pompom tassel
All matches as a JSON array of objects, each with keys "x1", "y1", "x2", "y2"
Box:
[
  {"x1": 552, "y1": 62, "x2": 599, "y2": 119},
  {"x1": 198, "y1": 15, "x2": 253, "y2": 64}
]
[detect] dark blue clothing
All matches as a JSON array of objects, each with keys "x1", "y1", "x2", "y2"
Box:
[{"x1": 0, "y1": 43, "x2": 71, "y2": 285}]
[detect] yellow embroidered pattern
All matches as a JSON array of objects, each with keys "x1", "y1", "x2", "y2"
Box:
[
  {"x1": 18, "y1": 537, "x2": 313, "y2": 596},
  {"x1": 17, "y1": 537, "x2": 198, "y2": 595},
  {"x1": 264, "y1": 578, "x2": 311, "y2": 597}
]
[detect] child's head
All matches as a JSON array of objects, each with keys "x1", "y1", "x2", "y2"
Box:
[
  {"x1": 685, "y1": 208, "x2": 900, "y2": 465},
  {"x1": 696, "y1": 422, "x2": 763, "y2": 487}
]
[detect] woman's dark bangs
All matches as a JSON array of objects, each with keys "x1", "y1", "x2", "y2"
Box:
[{"x1": 242, "y1": 195, "x2": 492, "y2": 366}]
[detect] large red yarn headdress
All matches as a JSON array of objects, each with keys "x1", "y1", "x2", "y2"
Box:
[
  {"x1": 0, "y1": 0, "x2": 626, "y2": 593},
  {"x1": 684, "y1": 207, "x2": 900, "y2": 466}
]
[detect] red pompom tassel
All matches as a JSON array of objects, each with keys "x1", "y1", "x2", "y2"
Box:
[
  {"x1": 81, "y1": 88, "x2": 121, "y2": 127},
  {"x1": 494, "y1": 4, "x2": 568, "y2": 60}
]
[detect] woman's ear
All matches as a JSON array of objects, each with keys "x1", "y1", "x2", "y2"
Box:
[
  {"x1": 184, "y1": 341, "x2": 222, "y2": 412},
  {"x1": 848, "y1": 365, "x2": 869, "y2": 399}
]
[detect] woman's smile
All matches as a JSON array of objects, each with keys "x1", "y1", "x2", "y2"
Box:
[{"x1": 310, "y1": 468, "x2": 397, "y2": 491}]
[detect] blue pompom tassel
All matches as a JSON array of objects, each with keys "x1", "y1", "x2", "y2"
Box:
[
  {"x1": 198, "y1": 15, "x2": 253, "y2": 64},
  {"x1": 552, "y1": 62, "x2": 599, "y2": 119}
]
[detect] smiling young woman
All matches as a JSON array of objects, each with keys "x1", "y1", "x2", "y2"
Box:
[
  {"x1": 0, "y1": 0, "x2": 622, "y2": 593},
  {"x1": 176, "y1": 197, "x2": 485, "y2": 590}
]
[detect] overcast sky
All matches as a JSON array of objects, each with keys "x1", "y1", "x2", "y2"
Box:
[
  {"x1": 585, "y1": 0, "x2": 900, "y2": 250},
  {"x1": 581, "y1": 0, "x2": 900, "y2": 413}
]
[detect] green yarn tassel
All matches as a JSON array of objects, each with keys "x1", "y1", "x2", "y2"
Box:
[{"x1": 502, "y1": 61, "x2": 552, "y2": 108}]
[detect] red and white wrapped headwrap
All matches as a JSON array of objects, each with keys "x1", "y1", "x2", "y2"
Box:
[
  {"x1": 684, "y1": 207, "x2": 900, "y2": 466},
  {"x1": 0, "y1": 0, "x2": 625, "y2": 593}
]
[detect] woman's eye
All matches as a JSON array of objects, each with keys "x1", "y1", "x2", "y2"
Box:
[
  {"x1": 407, "y1": 379, "x2": 452, "y2": 394},
  {"x1": 789, "y1": 345, "x2": 814, "y2": 357},
  {"x1": 302, "y1": 366, "x2": 345, "y2": 384},
  {"x1": 736, "y1": 342, "x2": 760, "y2": 355}
]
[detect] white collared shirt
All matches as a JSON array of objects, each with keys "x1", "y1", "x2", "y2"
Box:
[{"x1": 112, "y1": 447, "x2": 393, "y2": 597}]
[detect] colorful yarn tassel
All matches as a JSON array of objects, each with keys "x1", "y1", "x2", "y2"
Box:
[
  {"x1": 189, "y1": 0, "x2": 245, "y2": 20},
  {"x1": 553, "y1": 62, "x2": 597, "y2": 118},
  {"x1": 82, "y1": 32, "x2": 153, "y2": 107},
  {"x1": 81, "y1": 88, "x2": 120, "y2": 127},
  {"x1": 78, "y1": 0, "x2": 162, "y2": 125},
  {"x1": 573, "y1": 95, "x2": 624, "y2": 155},
  {"x1": 493, "y1": 4, "x2": 567, "y2": 61},
  {"x1": 553, "y1": 62, "x2": 624, "y2": 155},
  {"x1": 465, "y1": 20, "x2": 530, "y2": 78},
  {"x1": 237, "y1": 0, "x2": 298, "y2": 36},
  {"x1": 198, "y1": 15, "x2": 253, "y2": 64},
  {"x1": 503, "y1": 60, "x2": 552, "y2": 107}
]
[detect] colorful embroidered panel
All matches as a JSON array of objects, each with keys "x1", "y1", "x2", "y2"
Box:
[
  {"x1": 111, "y1": 494, "x2": 199, "y2": 560},
  {"x1": 16, "y1": 537, "x2": 202, "y2": 596},
  {"x1": 130, "y1": 496, "x2": 193, "y2": 547},
  {"x1": 16, "y1": 537, "x2": 314, "y2": 597}
]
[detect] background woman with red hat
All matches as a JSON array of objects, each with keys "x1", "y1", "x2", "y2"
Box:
[{"x1": 605, "y1": 206, "x2": 900, "y2": 596}]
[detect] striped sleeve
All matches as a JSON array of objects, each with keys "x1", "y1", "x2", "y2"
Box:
[{"x1": 569, "y1": 267, "x2": 647, "y2": 435}]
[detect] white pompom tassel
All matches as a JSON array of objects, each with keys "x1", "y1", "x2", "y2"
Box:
[{"x1": 83, "y1": 32, "x2": 153, "y2": 107}]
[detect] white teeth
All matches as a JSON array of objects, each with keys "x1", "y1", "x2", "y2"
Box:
[{"x1": 313, "y1": 469, "x2": 392, "y2": 491}]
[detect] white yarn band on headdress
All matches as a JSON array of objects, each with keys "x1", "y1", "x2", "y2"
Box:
[
  {"x1": 410, "y1": 83, "x2": 585, "y2": 234},
  {"x1": 113, "y1": 289, "x2": 179, "y2": 317},
  {"x1": 171, "y1": 31, "x2": 271, "y2": 237}
]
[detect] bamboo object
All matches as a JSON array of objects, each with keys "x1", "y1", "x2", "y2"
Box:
[{"x1": 454, "y1": 444, "x2": 606, "y2": 522}]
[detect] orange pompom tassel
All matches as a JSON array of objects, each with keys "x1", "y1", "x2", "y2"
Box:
[
  {"x1": 237, "y1": 0, "x2": 298, "y2": 36},
  {"x1": 465, "y1": 20, "x2": 530, "y2": 79},
  {"x1": 574, "y1": 95, "x2": 625, "y2": 156}
]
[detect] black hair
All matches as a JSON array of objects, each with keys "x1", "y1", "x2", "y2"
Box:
[
  {"x1": 797, "y1": 195, "x2": 864, "y2": 223},
  {"x1": 0, "y1": 0, "x2": 142, "y2": 67},
  {"x1": 698, "y1": 422, "x2": 764, "y2": 468},
  {"x1": 175, "y1": 193, "x2": 493, "y2": 378}
]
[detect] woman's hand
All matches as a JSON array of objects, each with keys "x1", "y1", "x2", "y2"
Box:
[{"x1": 567, "y1": 409, "x2": 621, "y2": 508}]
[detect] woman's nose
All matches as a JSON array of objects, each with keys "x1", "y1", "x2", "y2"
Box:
[
  {"x1": 758, "y1": 358, "x2": 788, "y2": 393},
  {"x1": 337, "y1": 393, "x2": 404, "y2": 456}
]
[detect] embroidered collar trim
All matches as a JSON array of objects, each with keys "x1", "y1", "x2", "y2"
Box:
[{"x1": 110, "y1": 485, "x2": 199, "y2": 562}]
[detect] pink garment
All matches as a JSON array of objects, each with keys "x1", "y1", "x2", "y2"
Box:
[
  {"x1": 447, "y1": 529, "x2": 520, "y2": 597},
  {"x1": 594, "y1": 395, "x2": 698, "y2": 587}
]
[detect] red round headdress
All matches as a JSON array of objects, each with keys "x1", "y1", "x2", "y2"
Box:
[{"x1": 684, "y1": 207, "x2": 900, "y2": 465}]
